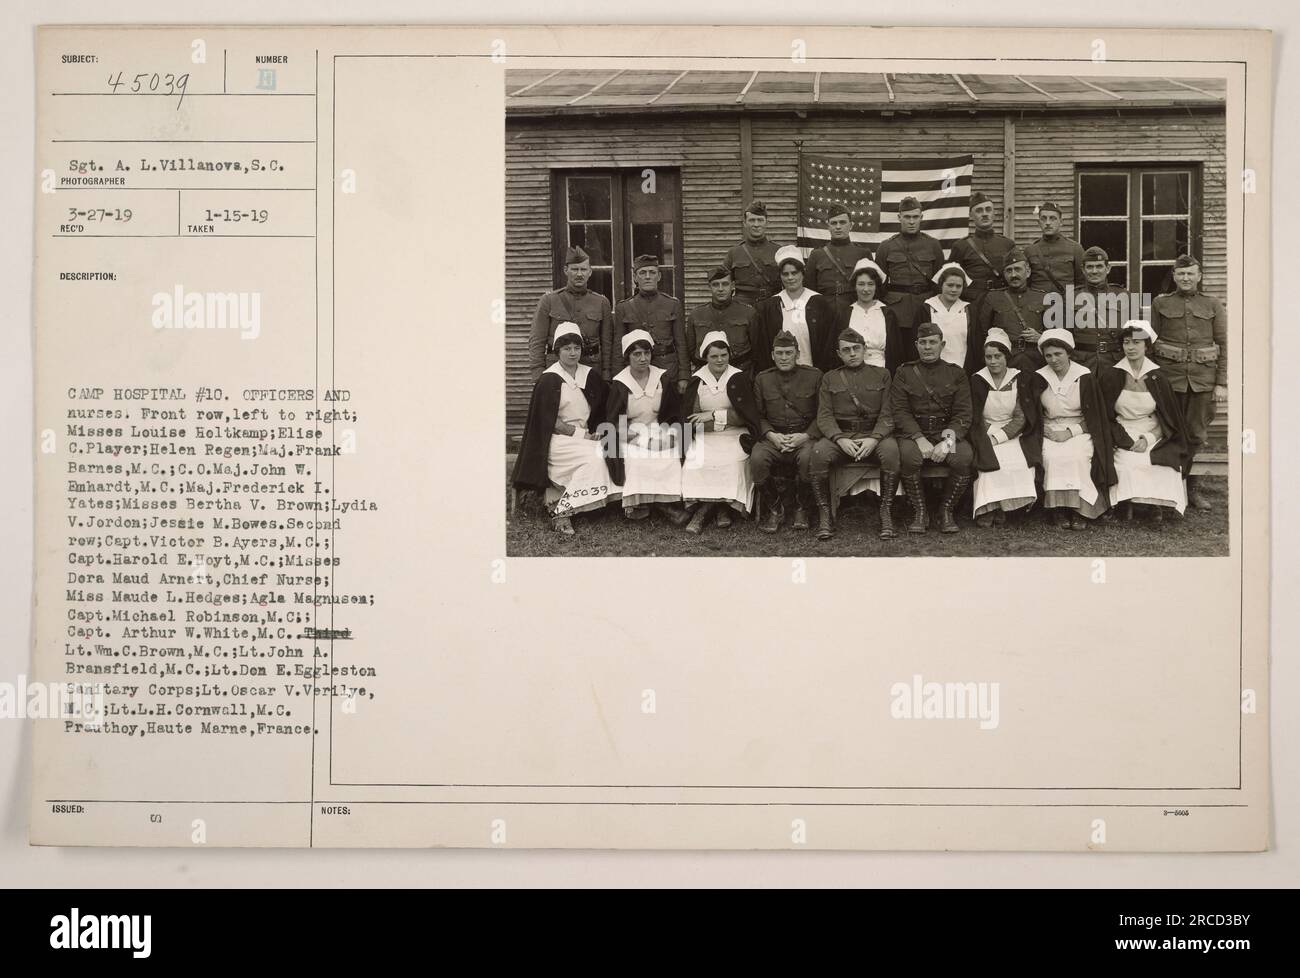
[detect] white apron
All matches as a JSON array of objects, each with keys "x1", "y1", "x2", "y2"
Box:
[
  {"x1": 544, "y1": 363, "x2": 614, "y2": 516},
  {"x1": 681, "y1": 364, "x2": 754, "y2": 513},
  {"x1": 1110, "y1": 381, "x2": 1187, "y2": 514},
  {"x1": 613, "y1": 366, "x2": 683, "y2": 506},
  {"x1": 971, "y1": 368, "x2": 1037, "y2": 516}
]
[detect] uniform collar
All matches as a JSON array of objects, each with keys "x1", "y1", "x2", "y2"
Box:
[
  {"x1": 545, "y1": 361, "x2": 590, "y2": 390},
  {"x1": 694, "y1": 363, "x2": 740, "y2": 389},
  {"x1": 925, "y1": 295, "x2": 969, "y2": 314},
  {"x1": 1113, "y1": 357, "x2": 1160, "y2": 381},
  {"x1": 613, "y1": 365, "x2": 664, "y2": 397},
  {"x1": 976, "y1": 366, "x2": 1020, "y2": 390},
  {"x1": 780, "y1": 288, "x2": 817, "y2": 310},
  {"x1": 1036, "y1": 360, "x2": 1089, "y2": 392}
]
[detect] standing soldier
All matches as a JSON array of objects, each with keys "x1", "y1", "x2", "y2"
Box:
[
  {"x1": 803, "y1": 201, "x2": 871, "y2": 310},
  {"x1": 948, "y1": 191, "x2": 1016, "y2": 326},
  {"x1": 875, "y1": 196, "x2": 945, "y2": 352},
  {"x1": 979, "y1": 247, "x2": 1049, "y2": 373},
  {"x1": 686, "y1": 265, "x2": 759, "y2": 372},
  {"x1": 612, "y1": 254, "x2": 689, "y2": 392},
  {"x1": 1150, "y1": 254, "x2": 1227, "y2": 512},
  {"x1": 527, "y1": 245, "x2": 613, "y2": 381},
  {"x1": 1071, "y1": 246, "x2": 1129, "y2": 372},
  {"x1": 1024, "y1": 201, "x2": 1086, "y2": 299},
  {"x1": 751, "y1": 331, "x2": 823, "y2": 534},
  {"x1": 723, "y1": 199, "x2": 783, "y2": 308},
  {"x1": 890, "y1": 323, "x2": 975, "y2": 535}
]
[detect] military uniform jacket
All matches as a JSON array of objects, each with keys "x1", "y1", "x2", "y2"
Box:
[
  {"x1": 1150, "y1": 290, "x2": 1228, "y2": 391},
  {"x1": 804, "y1": 242, "x2": 872, "y2": 306},
  {"x1": 754, "y1": 364, "x2": 822, "y2": 438},
  {"x1": 723, "y1": 237, "x2": 782, "y2": 305},
  {"x1": 527, "y1": 285, "x2": 613, "y2": 381},
  {"x1": 611, "y1": 290, "x2": 688, "y2": 381},
  {"x1": 875, "y1": 232, "x2": 944, "y2": 296},
  {"x1": 949, "y1": 230, "x2": 1016, "y2": 296},
  {"x1": 978, "y1": 286, "x2": 1050, "y2": 368},
  {"x1": 890, "y1": 358, "x2": 973, "y2": 441},
  {"x1": 686, "y1": 298, "x2": 758, "y2": 369},
  {"x1": 816, "y1": 364, "x2": 894, "y2": 442},
  {"x1": 1072, "y1": 284, "x2": 1129, "y2": 335},
  {"x1": 1024, "y1": 236, "x2": 1086, "y2": 295}
]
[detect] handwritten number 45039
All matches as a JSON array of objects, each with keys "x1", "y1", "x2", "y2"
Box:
[{"x1": 107, "y1": 71, "x2": 190, "y2": 109}]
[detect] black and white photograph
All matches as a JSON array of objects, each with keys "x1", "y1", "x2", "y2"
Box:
[{"x1": 504, "y1": 69, "x2": 1230, "y2": 557}]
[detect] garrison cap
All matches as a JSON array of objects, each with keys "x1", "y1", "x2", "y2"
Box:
[
  {"x1": 772, "y1": 330, "x2": 801, "y2": 350},
  {"x1": 1003, "y1": 246, "x2": 1029, "y2": 269},
  {"x1": 632, "y1": 254, "x2": 660, "y2": 272},
  {"x1": 706, "y1": 264, "x2": 732, "y2": 283},
  {"x1": 897, "y1": 195, "x2": 923, "y2": 214},
  {"x1": 745, "y1": 199, "x2": 768, "y2": 216},
  {"x1": 826, "y1": 201, "x2": 851, "y2": 220},
  {"x1": 1037, "y1": 201, "x2": 1062, "y2": 215},
  {"x1": 917, "y1": 322, "x2": 944, "y2": 340},
  {"x1": 1174, "y1": 254, "x2": 1202, "y2": 269},
  {"x1": 563, "y1": 245, "x2": 590, "y2": 266},
  {"x1": 1083, "y1": 246, "x2": 1110, "y2": 263},
  {"x1": 970, "y1": 191, "x2": 993, "y2": 207}
]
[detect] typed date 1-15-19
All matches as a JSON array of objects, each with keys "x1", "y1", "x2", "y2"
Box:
[{"x1": 205, "y1": 210, "x2": 270, "y2": 224}]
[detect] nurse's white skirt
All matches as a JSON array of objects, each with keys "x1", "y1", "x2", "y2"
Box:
[
  {"x1": 681, "y1": 428, "x2": 754, "y2": 514},
  {"x1": 1112, "y1": 444, "x2": 1187, "y2": 514},
  {"x1": 545, "y1": 433, "x2": 614, "y2": 516},
  {"x1": 1041, "y1": 431, "x2": 1107, "y2": 517},
  {"x1": 619, "y1": 428, "x2": 683, "y2": 507},
  {"x1": 972, "y1": 437, "x2": 1037, "y2": 516}
]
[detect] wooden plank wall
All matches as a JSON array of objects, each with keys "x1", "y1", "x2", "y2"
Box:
[{"x1": 505, "y1": 107, "x2": 1228, "y2": 443}]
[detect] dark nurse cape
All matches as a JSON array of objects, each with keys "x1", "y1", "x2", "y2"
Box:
[
  {"x1": 1023, "y1": 367, "x2": 1118, "y2": 493},
  {"x1": 1098, "y1": 363, "x2": 1191, "y2": 476},
  {"x1": 511, "y1": 368, "x2": 608, "y2": 492},
  {"x1": 601, "y1": 373, "x2": 682, "y2": 487},
  {"x1": 970, "y1": 370, "x2": 1042, "y2": 473}
]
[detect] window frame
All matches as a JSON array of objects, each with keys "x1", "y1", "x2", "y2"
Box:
[
  {"x1": 1075, "y1": 163, "x2": 1202, "y2": 296},
  {"x1": 550, "y1": 167, "x2": 685, "y2": 306}
]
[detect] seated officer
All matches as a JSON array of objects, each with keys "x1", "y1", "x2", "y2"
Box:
[
  {"x1": 808, "y1": 328, "x2": 899, "y2": 541},
  {"x1": 686, "y1": 265, "x2": 758, "y2": 371},
  {"x1": 891, "y1": 322, "x2": 974, "y2": 534},
  {"x1": 751, "y1": 331, "x2": 822, "y2": 534}
]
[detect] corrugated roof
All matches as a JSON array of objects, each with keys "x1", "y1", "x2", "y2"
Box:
[{"x1": 506, "y1": 71, "x2": 1226, "y2": 115}]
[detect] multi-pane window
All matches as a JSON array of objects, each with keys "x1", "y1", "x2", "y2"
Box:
[
  {"x1": 1077, "y1": 166, "x2": 1198, "y2": 296},
  {"x1": 553, "y1": 169, "x2": 682, "y2": 304}
]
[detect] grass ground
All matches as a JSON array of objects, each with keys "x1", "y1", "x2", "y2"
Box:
[{"x1": 506, "y1": 474, "x2": 1229, "y2": 558}]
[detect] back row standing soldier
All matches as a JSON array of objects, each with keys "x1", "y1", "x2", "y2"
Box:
[
  {"x1": 686, "y1": 265, "x2": 758, "y2": 372},
  {"x1": 1070, "y1": 246, "x2": 1128, "y2": 372},
  {"x1": 948, "y1": 191, "x2": 1016, "y2": 327},
  {"x1": 723, "y1": 199, "x2": 783, "y2": 308},
  {"x1": 611, "y1": 254, "x2": 689, "y2": 391},
  {"x1": 803, "y1": 201, "x2": 872, "y2": 310},
  {"x1": 874, "y1": 195, "x2": 945, "y2": 350},
  {"x1": 1024, "y1": 200, "x2": 1086, "y2": 298},
  {"x1": 1150, "y1": 253, "x2": 1227, "y2": 512},
  {"x1": 527, "y1": 245, "x2": 613, "y2": 382}
]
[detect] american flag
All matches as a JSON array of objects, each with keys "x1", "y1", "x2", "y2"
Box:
[{"x1": 796, "y1": 153, "x2": 974, "y2": 258}]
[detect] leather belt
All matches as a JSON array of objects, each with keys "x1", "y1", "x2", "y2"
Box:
[
  {"x1": 770, "y1": 421, "x2": 811, "y2": 435},
  {"x1": 836, "y1": 418, "x2": 878, "y2": 434}
]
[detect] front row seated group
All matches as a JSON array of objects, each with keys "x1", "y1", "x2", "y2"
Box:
[{"x1": 512, "y1": 314, "x2": 1192, "y2": 540}]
